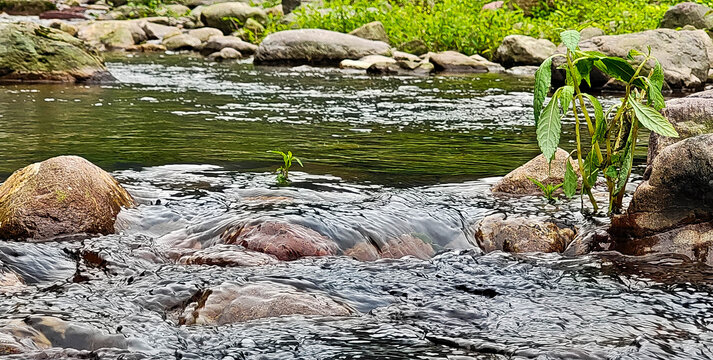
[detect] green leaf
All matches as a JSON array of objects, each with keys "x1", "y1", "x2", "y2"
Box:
[
  {"x1": 647, "y1": 61, "x2": 665, "y2": 110},
  {"x1": 615, "y1": 134, "x2": 635, "y2": 195},
  {"x1": 629, "y1": 95, "x2": 678, "y2": 137},
  {"x1": 527, "y1": 176, "x2": 546, "y2": 192},
  {"x1": 604, "y1": 165, "x2": 618, "y2": 178},
  {"x1": 294, "y1": 157, "x2": 304, "y2": 167},
  {"x1": 583, "y1": 150, "x2": 600, "y2": 186},
  {"x1": 537, "y1": 90, "x2": 562, "y2": 162},
  {"x1": 534, "y1": 57, "x2": 553, "y2": 126},
  {"x1": 560, "y1": 30, "x2": 580, "y2": 52},
  {"x1": 627, "y1": 49, "x2": 644, "y2": 60},
  {"x1": 559, "y1": 86, "x2": 574, "y2": 114},
  {"x1": 575, "y1": 59, "x2": 593, "y2": 87},
  {"x1": 583, "y1": 94, "x2": 605, "y2": 144},
  {"x1": 593, "y1": 57, "x2": 645, "y2": 88},
  {"x1": 563, "y1": 160, "x2": 577, "y2": 198}
]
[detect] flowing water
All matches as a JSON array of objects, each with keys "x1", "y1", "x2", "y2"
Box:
[{"x1": 0, "y1": 54, "x2": 711, "y2": 359}]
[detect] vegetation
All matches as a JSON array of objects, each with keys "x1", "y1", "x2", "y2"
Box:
[
  {"x1": 527, "y1": 176, "x2": 564, "y2": 202},
  {"x1": 268, "y1": 150, "x2": 303, "y2": 185},
  {"x1": 272, "y1": 0, "x2": 712, "y2": 57},
  {"x1": 532, "y1": 29, "x2": 677, "y2": 214}
]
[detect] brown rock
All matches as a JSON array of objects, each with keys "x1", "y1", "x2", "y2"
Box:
[
  {"x1": 474, "y1": 214, "x2": 576, "y2": 253},
  {"x1": 427, "y1": 51, "x2": 488, "y2": 73},
  {"x1": 221, "y1": 221, "x2": 338, "y2": 261},
  {"x1": 179, "y1": 282, "x2": 353, "y2": 325},
  {"x1": 177, "y1": 244, "x2": 278, "y2": 266},
  {"x1": 0, "y1": 156, "x2": 136, "y2": 240},
  {"x1": 345, "y1": 233, "x2": 435, "y2": 261},
  {"x1": 492, "y1": 148, "x2": 578, "y2": 195}
]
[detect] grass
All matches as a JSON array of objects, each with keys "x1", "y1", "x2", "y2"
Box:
[{"x1": 262, "y1": 0, "x2": 713, "y2": 58}]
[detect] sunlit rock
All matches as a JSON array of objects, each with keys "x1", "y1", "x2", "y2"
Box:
[
  {"x1": 221, "y1": 221, "x2": 338, "y2": 261},
  {"x1": 0, "y1": 156, "x2": 136, "y2": 241},
  {"x1": 474, "y1": 214, "x2": 576, "y2": 253},
  {"x1": 492, "y1": 148, "x2": 579, "y2": 196},
  {"x1": 77, "y1": 20, "x2": 148, "y2": 50},
  {"x1": 494, "y1": 35, "x2": 556, "y2": 67},
  {"x1": 179, "y1": 282, "x2": 353, "y2": 325},
  {"x1": 344, "y1": 234, "x2": 435, "y2": 261},
  {"x1": 200, "y1": 2, "x2": 267, "y2": 34}
]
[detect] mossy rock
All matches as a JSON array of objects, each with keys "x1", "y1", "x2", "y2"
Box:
[
  {"x1": 0, "y1": 156, "x2": 136, "y2": 241},
  {"x1": 0, "y1": 22, "x2": 113, "y2": 83},
  {"x1": 0, "y1": 0, "x2": 55, "y2": 15}
]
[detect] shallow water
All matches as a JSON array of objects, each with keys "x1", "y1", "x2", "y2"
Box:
[{"x1": 0, "y1": 54, "x2": 711, "y2": 359}]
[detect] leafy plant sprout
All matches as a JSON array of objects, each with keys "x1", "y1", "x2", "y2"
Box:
[
  {"x1": 533, "y1": 29, "x2": 678, "y2": 215},
  {"x1": 268, "y1": 150, "x2": 303, "y2": 185}
]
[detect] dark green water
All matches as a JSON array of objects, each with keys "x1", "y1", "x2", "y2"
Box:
[{"x1": 0, "y1": 54, "x2": 647, "y2": 185}]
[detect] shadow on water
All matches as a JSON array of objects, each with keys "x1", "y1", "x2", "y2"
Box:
[{"x1": 0, "y1": 54, "x2": 710, "y2": 359}]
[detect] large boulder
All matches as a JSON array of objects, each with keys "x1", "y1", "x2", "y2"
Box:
[
  {"x1": 0, "y1": 0, "x2": 54, "y2": 15},
  {"x1": 474, "y1": 214, "x2": 576, "y2": 253},
  {"x1": 200, "y1": 2, "x2": 267, "y2": 34},
  {"x1": 0, "y1": 22, "x2": 112, "y2": 83},
  {"x1": 0, "y1": 156, "x2": 136, "y2": 241},
  {"x1": 348, "y1": 21, "x2": 389, "y2": 44},
  {"x1": 576, "y1": 29, "x2": 713, "y2": 90},
  {"x1": 77, "y1": 20, "x2": 147, "y2": 50},
  {"x1": 492, "y1": 148, "x2": 578, "y2": 195},
  {"x1": 494, "y1": 35, "x2": 556, "y2": 67},
  {"x1": 660, "y1": 2, "x2": 713, "y2": 30},
  {"x1": 610, "y1": 134, "x2": 713, "y2": 265},
  {"x1": 647, "y1": 95, "x2": 713, "y2": 170},
  {"x1": 254, "y1": 29, "x2": 391, "y2": 66},
  {"x1": 221, "y1": 221, "x2": 338, "y2": 261},
  {"x1": 179, "y1": 282, "x2": 353, "y2": 325}
]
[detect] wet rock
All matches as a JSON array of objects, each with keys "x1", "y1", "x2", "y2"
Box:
[
  {"x1": 505, "y1": 65, "x2": 538, "y2": 76},
  {"x1": 575, "y1": 29, "x2": 713, "y2": 90},
  {"x1": 141, "y1": 21, "x2": 181, "y2": 40},
  {"x1": 163, "y1": 33, "x2": 201, "y2": 50},
  {"x1": 179, "y1": 282, "x2": 353, "y2": 325},
  {"x1": 188, "y1": 27, "x2": 223, "y2": 42},
  {"x1": 610, "y1": 135, "x2": 713, "y2": 265},
  {"x1": 77, "y1": 20, "x2": 147, "y2": 50},
  {"x1": 345, "y1": 234, "x2": 436, "y2": 261},
  {"x1": 202, "y1": 35, "x2": 257, "y2": 54},
  {"x1": 348, "y1": 21, "x2": 389, "y2": 44},
  {"x1": 474, "y1": 214, "x2": 576, "y2": 253},
  {"x1": 660, "y1": 2, "x2": 713, "y2": 30},
  {"x1": 397, "y1": 39, "x2": 428, "y2": 56},
  {"x1": 221, "y1": 221, "x2": 338, "y2": 261},
  {"x1": 579, "y1": 26, "x2": 604, "y2": 40},
  {"x1": 647, "y1": 95, "x2": 713, "y2": 169},
  {"x1": 207, "y1": 47, "x2": 242, "y2": 60},
  {"x1": 0, "y1": 0, "x2": 54, "y2": 15},
  {"x1": 482, "y1": 1, "x2": 503, "y2": 11},
  {"x1": 491, "y1": 148, "x2": 579, "y2": 195},
  {"x1": 0, "y1": 156, "x2": 135, "y2": 241},
  {"x1": 0, "y1": 22, "x2": 112, "y2": 83},
  {"x1": 426, "y1": 51, "x2": 488, "y2": 73},
  {"x1": 200, "y1": 2, "x2": 267, "y2": 34},
  {"x1": 367, "y1": 60, "x2": 434, "y2": 76},
  {"x1": 48, "y1": 19, "x2": 78, "y2": 36},
  {"x1": 254, "y1": 29, "x2": 391, "y2": 66},
  {"x1": 494, "y1": 35, "x2": 556, "y2": 67},
  {"x1": 177, "y1": 244, "x2": 277, "y2": 266}
]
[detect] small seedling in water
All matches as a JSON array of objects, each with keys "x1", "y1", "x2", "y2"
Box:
[
  {"x1": 528, "y1": 177, "x2": 563, "y2": 202},
  {"x1": 268, "y1": 150, "x2": 303, "y2": 185}
]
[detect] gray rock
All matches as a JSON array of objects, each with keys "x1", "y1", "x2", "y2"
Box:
[
  {"x1": 393, "y1": 50, "x2": 420, "y2": 62},
  {"x1": 163, "y1": 33, "x2": 201, "y2": 50},
  {"x1": 140, "y1": 21, "x2": 181, "y2": 40},
  {"x1": 77, "y1": 20, "x2": 147, "y2": 50},
  {"x1": 207, "y1": 47, "x2": 242, "y2": 60},
  {"x1": 397, "y1": 39, "x2": 428, "y2": 55},
  {"x1": 427, "y1": 51, "x2": 488, "y2": 73},
  {"x1": 576, "y1": 29, "x2": 713, "y2": 90},
  {"x1": 579, "y1": 26, "x2": 604, "y2": 40},
  {"x1": 188, "y1": 27, "x2": 223, "y2": 42},
  {"x1": 254, "y1": 29, "x2": 391, "y2": 66},
  {"x1": 366, "y1": 60, "x2": 434, "y2": 76},
  {"x1": 494, "y1": 35, "x2": 556, "y2": 67},
  {"x1": 492, "y1": 148, "x2": 579, "y2": 195},
  {"x1": 340, "y1": 55, "x2": 395, "y2": 69},
  {"x1": 348, "y1": 21, "x2": 389, "y2": 44},
  {"x1": 469, "y1": 54, "x2": 505, "y2": 73},
  {"x1": 474, "y1": 214, "x2": 576, "y2": 254},
  {"x1": 505, "y1": 65, "x2": 538, "y2": 76},
  {"x1": 660, "y1": 2, "x2": 713, "y2": 30},
  {"x1": 202, "y1": 35, "x2": 257, "y2": 54},
  {"x1": 200, "y1": 2, "x2": 267, "y2": 34}
]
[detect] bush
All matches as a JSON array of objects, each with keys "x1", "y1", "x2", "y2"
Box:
[{"x1": 268, "y1": 0, "x2": 713, "y2": 58}]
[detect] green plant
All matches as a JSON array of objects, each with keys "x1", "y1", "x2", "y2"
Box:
[
  {"x1": 528, "y1": 176, "x2": 563, "y2": 202},
  {"x1": 533, "y1": 29, "x2": 678, "y2": 215},
  {"x1": 268, "y1": 150, "x2": 303, "y2": 185}
]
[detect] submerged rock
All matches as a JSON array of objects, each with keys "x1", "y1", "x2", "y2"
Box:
[
  {"x1": 221, "y1": 221, "x2": 338, "y2": 261},
  {"x1": 200, "y1": 2, "x2": 267, "y2": 34},
  {"x1": 492, "y1": 148, "x2": 578, "y2": 195},
  {"x1": 0, "y1": 156, "x2": 136, "y2": 241},
  {"x1": 474, "y1": 214, "x2": 576, "y2": 254},
  {"x1": 254, "y1": 29, "x2": 391, "y2": 66},
  {"x1": 660, "y1": 2, "x2": 713, "y2": 30},
  {"x1": 179, "y1": 282, "x2": 353, "y2": 325},
  {"x1": 177, "y1": 244, "x2": 278, "y2": 266},
  {"x1": 0, "y1": 22, "x2": 112, "y2": 83},
  {"x1": 344, "y1": 234, "x2": 435, "y2": 261},
  {"x1": 610, "y1": 135, "x2": 713, "y2": 265},
  {"x1": 494, "y1": 35, "x2": 556, "y2": 67},
  {"x1": 348, "y1": 21, "x2": 389, "y2": 44},
  {"x1": 576, "y1": 29, "x2": 713, "y2": 90}
]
